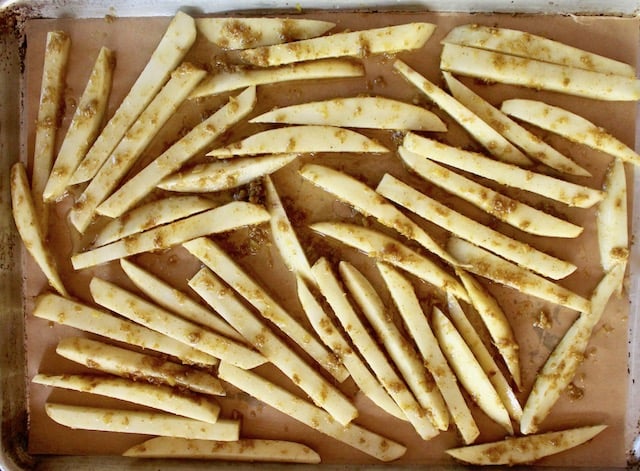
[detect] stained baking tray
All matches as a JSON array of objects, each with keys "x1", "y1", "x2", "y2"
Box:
[{"x1": 1, "y1": 0, "x2": 640, "y2": 469}]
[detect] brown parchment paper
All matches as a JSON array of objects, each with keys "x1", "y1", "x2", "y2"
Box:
[{"x1": 21, "y1": 10, "x2": 638, "y2": 467}]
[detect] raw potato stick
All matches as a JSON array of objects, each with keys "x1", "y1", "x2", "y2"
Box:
[
  {"x1": 217, "y1": 362, "x2": 407, "y2": 462},
  {"x1": 597, "y1": 159, "x2": 629, "y2": 275},
  {"x1": 70, "y1": 11, "x2": 197, "y2": 184}
]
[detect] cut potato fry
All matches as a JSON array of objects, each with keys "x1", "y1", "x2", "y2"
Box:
[
  {"x1": 33, "y1": 374, "x2": 220, "y2": 423},
  {"x1": 520, "y1": 264, "x2": 624, "y2": 434},
  {"x1": 447, "y1": 424, "x2": 607, "y2": 465},
  {"x1": 251, "y1": 96, "x2": 447, "y2": 131},
  {"x1": 441, "y1": 43, "x2": 640, "y2": 101},
  {"x1": 70, "y1": 12, "x2": 197, "y2": 184},
  {"x1": 432, "y1": 307, "x2": 513, "y2": 435},
  {"x1": 502, "y1": 98, "x2": 640, "y2": 167},
  {"x1": 442, "y1": 24, "x2": 636, "y2": 77},
  {"x1": 10, "y1": 163, "x2": 67, "y2": 296},
  {"x1": 446, "y1": 294, "x2": 522, "y2": 422},
  {"x1": 70, "y1": 63, "x2": 206, "y2": 233},
  {"x1": 183, "y1": 237, "x2": 349, "y2": 383},
  {"x1": 207, "y1": 125, "x2": 387, "y2": 157},
  {"x1": 89, "y1": 277, "x2": 266, "y2": 370},
  {"x1": 124, "y1": 437, "x2": 321, "y2": 463},
  {"x1": 442, "y1": 72, "x2": 590, "y2": 177},
  {"x1": 398, "y1": 146, "x2": 583, "y2": 238},
  {"x1": 457, "y1": 270, "x2": 521, "y2": 389},
  {"x1": 340, "y1": 261, "x2": 449, "y2": 431},
  {"x1": 376, "y1": 173, "x2": 577, "y2": 280},
  {"x1": 158, "y1": 153, "x2": 297, "y2": 193},
  {"x1": 190, "y1": 59, "x2": 364, "y2": 98},
  {"x1": 300, "y1": 164, "x2": 454, "y2": 264},
  {"x1": 188, "y1": 267, "x2": 357, "y2": 426},
  {"x1": 33, "y1": 293, "x2": 219, "y2": 367},
  {"x1": 218, "y1": 362, "x2": 406, "y2": 461},
  {"x1": 448, "y1": 237, "x2": 591, "y2": 313},
  {"x1": 394, "y1": 60, "x2": 531, "y2": 166},
  {"x1": 120, "y1": 259, "x2": 244, "y2": 343},
  {"x1": 32, "y1": 30, "x2": 70, "y2": 222},
  {"x1": 378, "y1": 263, "x2": 479, "y2": 444},
  {"x1": 94, "y1": 196, "x2": 215, "y2": 247},
  {"x1": 99, "y1": 87, "x2": 257, "y2": 218},
  {"x1": 597, "y1": 159, "x2": 629, "y2": 275},
  {"x1": 196, "y1": 17, "x2": 335, "y2": 49},
  {"x1": 311, "y1": 258, "x2": 439, "y2": 440},
  {"x1": 296, "y1": 275, "x2": 406, "y2": 421},
  {"x1": 44, "y1": 46, "x2": 115, "y2": 201},
  {"x1": 310, "y1": 222, "x2": 468, "y2": 302},
  {"x1": 56, "y1": 337, "x2": 225, "y2": 396},
  {"x1": 403, "y1": 132, "x2": 601, "y2": 208},
  {"x1": 46, "y1": 403, "x2": 238, "y2": 440},
  {"x1": 71, "y1": 201, "x2": 270, "y2": 269},
  {"x1": 240, "y1": 23, "x2": 436, "y2": 67}
]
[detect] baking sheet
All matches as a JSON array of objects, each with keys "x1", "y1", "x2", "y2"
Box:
[{"x1": 3, "y1": 4, "x2": 640, "y2": 469}]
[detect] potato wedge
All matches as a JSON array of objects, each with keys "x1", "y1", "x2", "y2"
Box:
[
  {"x1": 403, "y1": 132, "x2": 601, "y2": 208},
  {"x1": 300, "y1": 164, "x2": 454, "y2": 264},
  {"x1": 310, "y1": 222, "x2": 468, "y2": 302},
  {"x1": 70, "y1": 63, "x2": 206, "y2": 233},
  {"x1": 432, "y1": 307, "x2": 513, "y2": 434},
  {"x1": 70, "y1": 12, "x2": 197, "y2": 184},
  {"x1": 93, "y1": 196, "x2": 215, "y2": 247},
  {"x1": 502, "y1": 98, "x2": 640, "y2": 167},
  {"x1": 89, "y1": 277, "x2": 266, "y2": 370},
  {"x1": 340, "y1": 261, "x2": 449, "y2": 431},
  {"x1": 44, "y1": 46, "x2": 115, "y2": 202},
  {"x1": 394, "y1": 60, "x2": 531, "y2": 166},
  {"x1": 120, "y1": 259, "x2": 244, "y2": 343},
  {"x1": 378, "y1": 263, "x2": 479, "y2": 444},
  {"x1": 398, "y1": 146, "x2": 583, "y2": 238},
  {"x1": 158, "y1": 154, "x2": 297, "y2": 193},
  {"x1": 296, "y1": 274, "x2": 405, "y2": 421},
  {"x1": 251, "y1": 96, "x2": 446, "y2": 131},
  {"x1": 376, "y1": 173, "x2": 577, "y2": 280},
  {"x1": 183, "y1": 237, "x2": 349, "y2": 383},
  {"x1": 446, "y1": 294, "x2": 522, "y2": 422},
  {"x1": 33, "y1": 374, "x2": 220, "y2": 423},
  {"x1": 597, "y1": 159, "x2": 629, "y2": 275},
  {"x1": 442, "y1": 72, "x2": 590, "y2": 177},
  {"x1": 520, "y1": 264, "x2": 624, "y2": 434},
  {"x1": 124, "y1": 437, "x2": 321, "y2": 463},
  {"x1": 311, "y1": 258, "x2": 439, "y2": 440},
  {"x1": 188, "y1": 267, "x2": 357, "y2": 426},
  {"x1": 446, "y1": 425, "x2": 607, "y2": 465},
  {"x1": 440, "y1": 43, "x2": 640, "y2": 101},
  {"x1": 196, "y1": 17, "x2": 335, "y2": 49},
  {"x1": 56, "y1": 337, "x2": 225, "y2": 396},
  {"x1": 190, "y1": 59, "x2": 364, "y2": 98},
  {"x1": 218, "y1": 362, "x2": 406, "y2": 461},
  {"x1": 240, "y1": 23, "x2": 436, "y2": 66},
  {"x1": 71, "y1": 201, "x2": 270, "y2": 269},
  {"x1": 447, "y1": 237, "x2": 591, "y2": 313},
  {"x1": 442, "y1": 24, "x2": 636, "y2": 77},
  {"x1": 33, "y1": 293, "x2": 219, "y2": 367},
  {"x1": 46, "y1": 403, "x2": 238, "y2": 440},
  {"x1": 11, "y1": 163, "x2": 67, "y2": 296},
  {"x1": 99, "y1": 87, "x2": 257, "y2": 217},
  {"x1": 207, "y1": 125, "x2": 387, "y2": 157}
]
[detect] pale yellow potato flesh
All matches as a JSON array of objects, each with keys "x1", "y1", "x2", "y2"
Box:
[
  {"x1": 196, "y1": 17, "x2": 335, "y2": 49},
  {"x1": 44, "y1": 46, "x2": 115, "y2": 201},
  {"x1": 217, "y1": 362, "x2": 407, "y2": 462},
  {"x1": 56, "y1": 337, "x2": 225, "y2": 396},
  {"x1": 33, "y1": 374, "x2": 221, "y2": 424},
  {"x1": 597, "y1": 159, "x2": 629, "y2": 275},
  {"x1": 240, "y1": 23, "x2": 436, "y2": 66},
  {"x1": 70, "y1": 11, "x2": 197, "y2": 184},
  {"x1": 46, "y1": 403, "x2": 238, "y2": 440}
]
